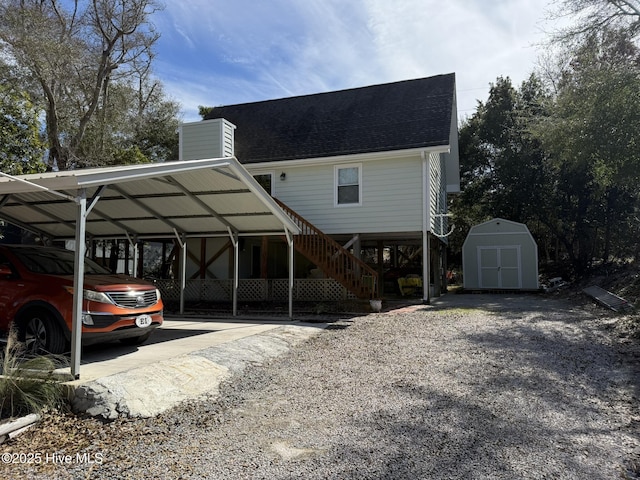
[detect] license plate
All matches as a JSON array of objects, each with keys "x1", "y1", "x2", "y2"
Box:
[{"x1": 135, "y1": 314, "x2": 152, "y2": 328}]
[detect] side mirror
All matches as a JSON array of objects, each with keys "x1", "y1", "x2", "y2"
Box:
[{"x1": 0, "y1": 265, "x2": 13, "y2": 277}]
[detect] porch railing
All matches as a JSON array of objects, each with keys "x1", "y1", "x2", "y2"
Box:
[{"x1": 154, "y1": 278, "x2": 358, "y2": 303}]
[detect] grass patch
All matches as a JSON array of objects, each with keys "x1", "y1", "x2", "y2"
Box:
[{"x1": 0, "y1": 330, "x2": 68, "y2": 420}]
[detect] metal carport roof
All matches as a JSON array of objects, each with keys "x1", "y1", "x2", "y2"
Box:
[
  {"x1": 0, "y1": 157, "x2": 300, "y2": 378},
  {"x1": 0, "y1": 156, "x2": 299, "y2": 240}
]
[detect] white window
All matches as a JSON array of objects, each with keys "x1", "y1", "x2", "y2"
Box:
[{"x1": 335, "y1": 164, "x2": 362, "y2": 206}]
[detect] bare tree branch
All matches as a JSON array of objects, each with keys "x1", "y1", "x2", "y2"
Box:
[
  {"x1": 0, "y1": 0, "x2": 163, "y2": 170},
  {"x1": 548, "y1": 0, "x2": 640, "y2": 43}
]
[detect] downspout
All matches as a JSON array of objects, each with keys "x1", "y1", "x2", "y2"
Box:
[{"x1": 422, "y1": 152, "x2": 431, "y2": 304}]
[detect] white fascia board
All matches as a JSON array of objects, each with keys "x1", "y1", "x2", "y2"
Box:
[
  {"x1": 14, "y1": 158, "x2": 235, "y2": 192},
  {"x1": 74, "y1": 158, "x2": 236, "y2": 189},
  {"x1": 243, "y1": 146, "x2": 450, "y2": 170}
]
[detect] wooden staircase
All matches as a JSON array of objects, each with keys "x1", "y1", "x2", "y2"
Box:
[{"x1": 275, "y1": 199, "x2": 379, "y2": 299}]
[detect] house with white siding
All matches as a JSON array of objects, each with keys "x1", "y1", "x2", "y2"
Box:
[{"x1": 176, "y1": 73, "x2": 460, "y2": 304}]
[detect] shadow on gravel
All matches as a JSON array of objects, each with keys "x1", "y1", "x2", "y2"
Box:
[
  {"x1": 459, "y1": 297, "x2": 640, "y2": 418},
  {"x1": 331, "y1": 294, "x2": 637, "y2": 478},
  {"x1": 436, "y1": 293, "x2": 637, "y2": 477},
  {"x1": 334, "y1": 384, "x2": 600, "y2": 479}
]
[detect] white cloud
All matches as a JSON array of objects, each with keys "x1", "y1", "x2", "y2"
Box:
[{"x1": 153, "y1": 0, "x2": 551, "y2": 122}]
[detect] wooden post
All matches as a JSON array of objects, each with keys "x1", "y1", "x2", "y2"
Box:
[
  {"x1": 199, "y1": 238, "x2": 207, "y2": 279},
  {"x1": 261, "y1": 236, "x2": 269, "y2": 279},
  {"x1": 377, "y1": 240, "x2": 384, "y2": 297}
]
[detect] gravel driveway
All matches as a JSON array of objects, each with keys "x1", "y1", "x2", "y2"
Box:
[{"x1": 2, "y1": 293, "x2": 639, "y2": 479}]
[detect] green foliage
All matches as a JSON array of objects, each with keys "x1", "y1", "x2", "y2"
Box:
[
  {"x1": 0, "y1": 331, "x2": 68, "y2": 419},
  {"x1": 198, "y1": 106, "x2": 215, "y2": 119},
  {"x1": 0, "y1": 0, "x2": 175, "y2": 171},
  {"x1": 72, "y1": 80, "x2": 180, "y2": 167},
  {"x1": 0, "y1": 85, "x2": 46, "y2": 175},
  {"x1": 453, "y1": 28, "x2": 640, "y2": 276},
  {"x1": 534, "y1": 29, "x2": 640, "y2": 270},
  {"x1": 450, "y1": 75, "x2": 553, "y2": 263},
  {"x1": 113, "y1": 146, "x2": 151, "y2": 165}
]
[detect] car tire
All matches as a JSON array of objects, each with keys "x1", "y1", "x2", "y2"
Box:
[
  {"x1": 119, "y1": 331, "x2": 153, "y2": 346},
  {"x1": 19, "y1": 309, "x2": 67, "y2": 355}
]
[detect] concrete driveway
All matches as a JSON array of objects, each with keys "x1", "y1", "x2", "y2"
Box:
[{"x1": 65, "y1": 314, "x2": 328, "y2": 419}]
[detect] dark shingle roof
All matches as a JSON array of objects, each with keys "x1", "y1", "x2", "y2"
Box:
[{"x1": 204, "y1": 73, "x2": 455, "y2": 164}]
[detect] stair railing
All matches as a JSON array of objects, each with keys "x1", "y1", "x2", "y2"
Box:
[{"x1": 274, "y1": 199, "x2": 379, "y2": 299}]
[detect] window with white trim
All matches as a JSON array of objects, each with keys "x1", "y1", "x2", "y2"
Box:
[
  {"x1": 335, "y1": 164, "x2": 362, "y2": 206},
  {"x1": 253, "y1": 173, "x2": 273, "y2": 196}
]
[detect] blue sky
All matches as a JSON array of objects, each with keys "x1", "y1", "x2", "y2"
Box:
[{"x1": 152, "y1": 0, "x2": 553, "y2": 122}]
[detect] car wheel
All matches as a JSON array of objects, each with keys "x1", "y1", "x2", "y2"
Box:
[
  {"x1": 19, "y1": 310, "x2": 67, "y2": 355},
  {"x1": 119, "y1": 331, "x2": 153, "y2": 346}
]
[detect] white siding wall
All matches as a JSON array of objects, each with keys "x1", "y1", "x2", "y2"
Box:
[
  {"x1": 445, "y1": 96, "x2": 461, "y2": 193},
  {"x1": 249, "y1": 154, "x2": 424, "y2": 235},
  {"x1": 179, "y1": 119, "x2": 236, "y2": 161}
]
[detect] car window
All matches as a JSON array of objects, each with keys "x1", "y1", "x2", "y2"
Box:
[{"x1": 11, "y1": 248, "x2": 111, "y2": 275}]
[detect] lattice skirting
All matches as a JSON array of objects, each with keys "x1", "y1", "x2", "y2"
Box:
[{"x1": 154, "y1": 279, "x2": 357, "y2": 302}]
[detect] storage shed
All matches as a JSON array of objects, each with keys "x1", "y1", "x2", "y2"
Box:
[{"x1": 462, "y1": 218, "x2": 539, "y2": 291}]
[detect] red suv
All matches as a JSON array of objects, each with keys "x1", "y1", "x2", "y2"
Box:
[{"x1": 0, "y1": 244, "x2": 163, "y2": 354}]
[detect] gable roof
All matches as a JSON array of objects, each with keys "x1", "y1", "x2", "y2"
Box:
[{"x1": 204, "y1": 73, "x2": 456, "y2": 164}]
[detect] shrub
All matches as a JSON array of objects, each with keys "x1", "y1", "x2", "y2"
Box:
[{"x1": 0, "y1": 330, "x2": 68, "y2": 419}]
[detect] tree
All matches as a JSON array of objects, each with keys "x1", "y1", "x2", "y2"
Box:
[
  {"x1": 449, "y1": 76, "x2": 553, "y2": 263},
  {"x1": 0, "y1": 85, "x2": 46, "y2": 175},
  {"x1": 534, "y1": 29, "x2": 640, "y2": 269},
  {"x1": 549, "y1": 0, "x2": 640, "y2": 42},
  {"x1": 0, "y1": 0, "x2": 164, "y2": 170},
  {"x1": 0, "y1": 84, "x2": 46, "y2": 241},
  {"x1": 129, "y1": 70, "x2": 180, "y2": 162},
  {"x1": 73, "y1": 70, "x2": 180, "y2": 165}
]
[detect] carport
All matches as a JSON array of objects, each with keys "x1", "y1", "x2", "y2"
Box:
[{"x1": 0, "y1": 157, "x2": 300, "y2": 378}]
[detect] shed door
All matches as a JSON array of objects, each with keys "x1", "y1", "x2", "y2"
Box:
[{"x1": 478, "y1": 246, "x2": 521, "y2": 289}]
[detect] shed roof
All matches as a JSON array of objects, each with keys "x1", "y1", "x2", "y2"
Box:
[
  {"x1": 0, "y1": 157, "x2": 300, "y2": 241},
  {"x1": 467, "y1": 218, "x2": 532, "y2": 235},
  {"x1": 204, "y1": 73, "x2": 456, "y2": 163}
]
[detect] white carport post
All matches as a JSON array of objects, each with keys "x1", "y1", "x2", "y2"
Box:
[
  {"x1": 70, "y1": 189, "x2": 88, "y2": 379},
  {"x1": 0, "y1": 172, "x2": 89, "y2": 378},
  {"x1": 227, "y1": 228, "x2": 239, "y2": 317},
  {"x1": 285, "y1": 229, "x2": 294, "y2": 319}
]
